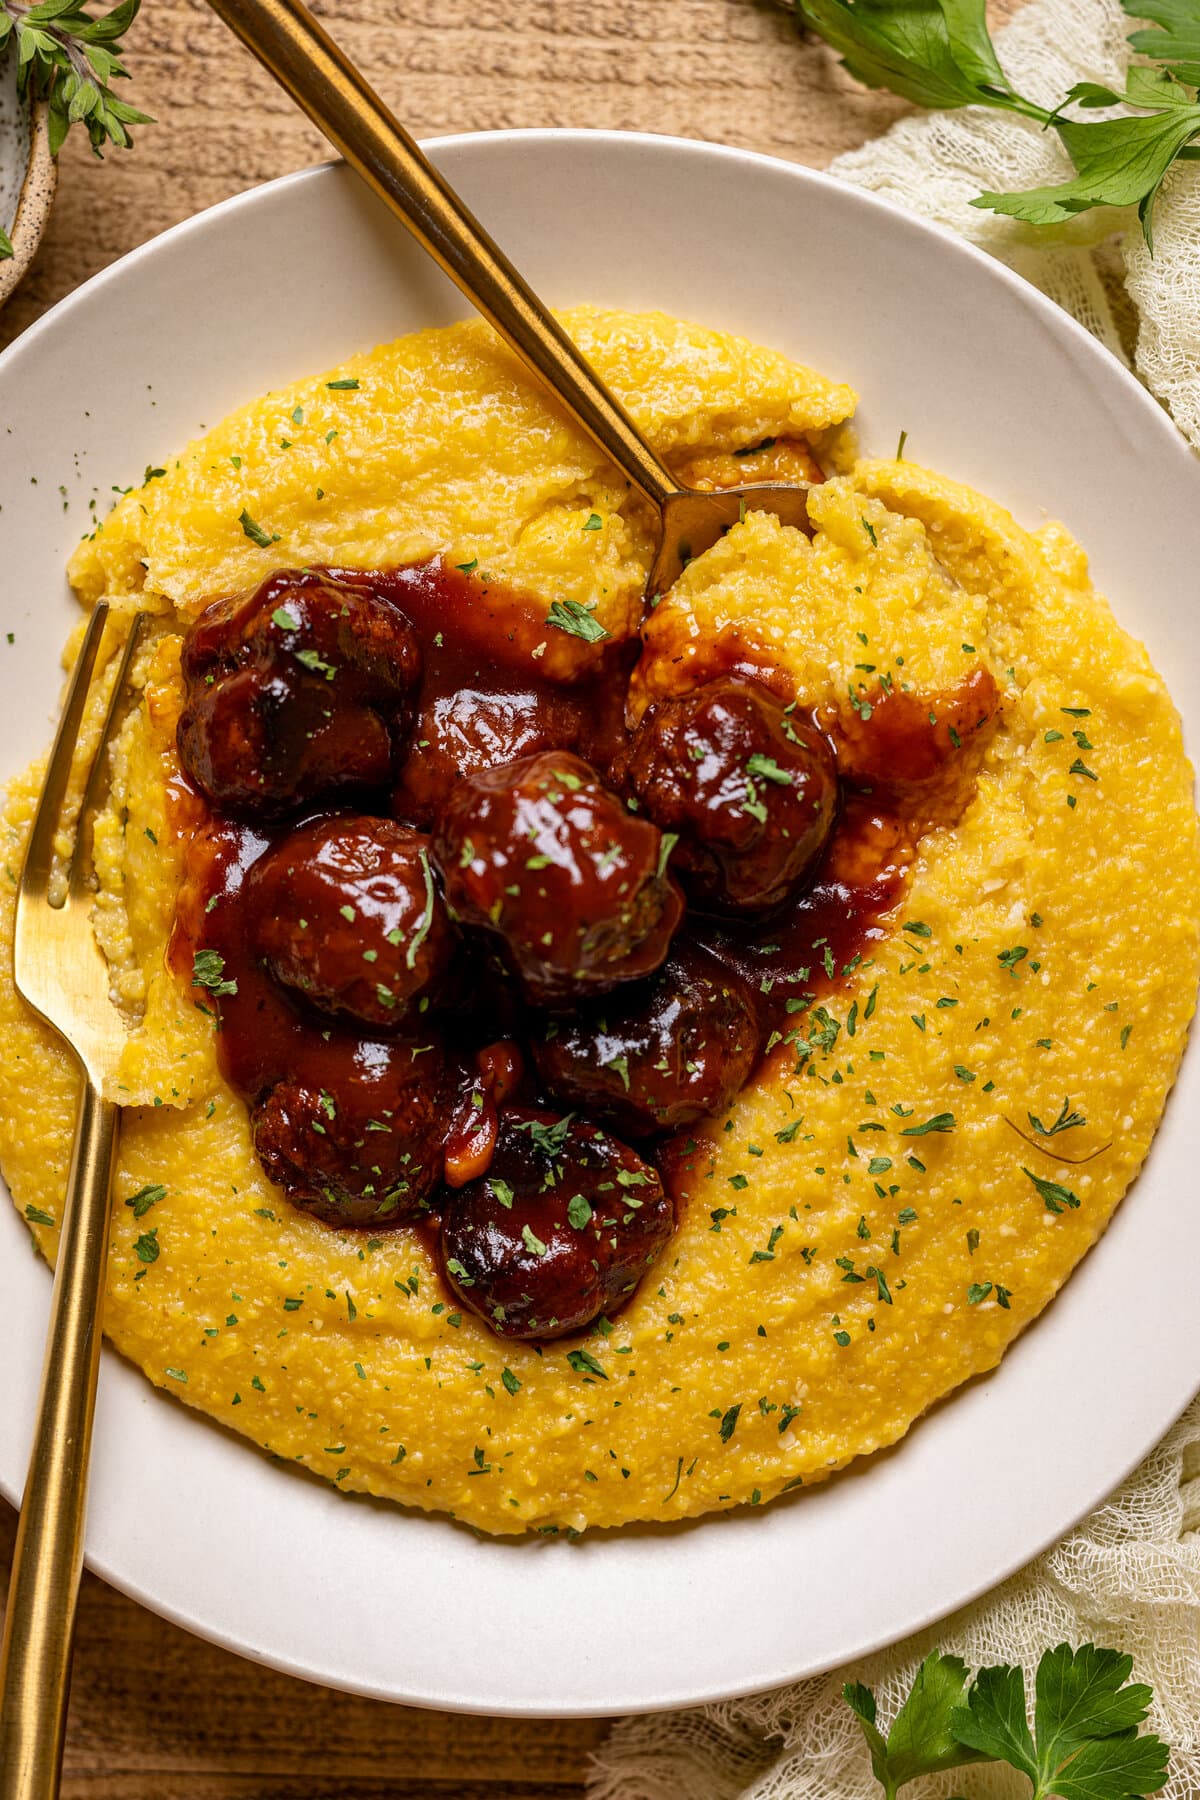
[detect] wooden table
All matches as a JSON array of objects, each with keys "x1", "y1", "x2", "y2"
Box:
[{"x1": 1, "y1": 1, "x2": 1020, "y2": 1791}]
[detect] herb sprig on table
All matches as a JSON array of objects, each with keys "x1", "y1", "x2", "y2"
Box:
[
  {"x1": 844, "y1": 1643, "x2": 1169, "y2": 1800},
  {"x1": 795, "y1": 0, "x2": 1200, "y2": 247},
  {"x1": 0, "y1": 0, "x2": 149, "y2": 257}
]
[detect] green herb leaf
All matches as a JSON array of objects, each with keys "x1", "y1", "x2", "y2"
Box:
[
  {"x1": 545, "y1": 598, "x2": 610, "y2": 643},
  {"x1": 238, "y1": 508, "x2": 279, "y2": 549},
  {"x1": 746, "y1": 751, "x2": 794, "y2": 785},
  {"x1": 1127, "y1": 1, "x2": 1200, "y2": 89},
  {"x1": 900, "y1": 1112, "x2": 955, "y2": 1136},
  {"x1": 796, "y1": 0, "x2": 1035, "y2": 114},
  {"x1": 191, "y1": 948, "x2": 237, "y2": 998},
  {"x1": 798, "y1": 0, "x2": 1200, "y2": 247},
  {"x1": 4, "y1": 0, "x2": 151, "y2": 156},
  {"x1": 845, "y1": 1652, "x2": 988, "y2": 1794},
  {"x1": 1022, "y1": 1166, "x2": 1081, "y2": 1214},
  {"x1": 124, "y1": 1181, "x2": 165, "y2": 1217},
  {"x1": 976, "y1": 99, "x2": 1200, "y2": 249},
  {"x1": 952, "y1": 1644, "x2": 1168, "y2": 1800},
  {"x1": 567, "y1": 1192, "x2": 593, "y2": 1230},
  {"x1": 566, "y1": 1347, "x2": 608, "y2": 1379}
]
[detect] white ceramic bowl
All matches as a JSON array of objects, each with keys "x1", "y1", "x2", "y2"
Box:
[{"x1": 1, "y1": 132, "x2": 1199, "y2": 1715}]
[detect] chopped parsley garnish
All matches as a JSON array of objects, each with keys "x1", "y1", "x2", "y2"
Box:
[
  {"x1": 405, "y1": 850, "x2": 437, "y2": 970},
  {"x1": 191, "y1": 949, "x2": 237, "y2": 998},
  {"x1": 746, "y1": 752, "x2": 793, "y2": 785},
  {"x1": 1028, "y1": 1096, "x2": 1086, "y2": 1138},
  {"x1": 566, "y1": 1348, "x2": 607, "y2": 1379},
  {"x1": 567, "y1": 1193, "x2": 593, "y2": 1230},
  {"x1": 545, "y1": 599, "x2": 610, "y2": 643},
  {"x1": 900, "y1": 1112, "x2": 955, "y2": 1137},
  {"x1": 1022, "y1": 1167, "x2": 1081, "y2": 1214},
  {"x1": 521, "y1": 1223, "x2": 548, "y2": 1258},
  {"x1": 718, "y1": 1402, "x2": 741, "y2": 1442},
  {"x1": 124, "y1": 1183, "x2": 166, "y2": 1217},
  {"x1": 238, "y1": 509, "x2": 279, "y2": 548},
  {"x1": 133, "y1": 1228, "x2": 159, "y2": 1264}
]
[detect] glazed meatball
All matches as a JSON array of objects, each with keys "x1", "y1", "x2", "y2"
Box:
[
  {"x1": 253, "y1": 1033, "x2": 449, "y2": 1228},
  {"x1": 394, "y1": 685, "x2": 588, "y2": 829},
  {"x1": 245, "y1": 815, "x2": 455, "y2": 1029},
  {"x1": 178, "y1": 569, "x2": 421, "y2": 819},
  {"x1": 531, "y1": 941, "x2": 761, "y2": 1136},
  {"x1": 439, "y1": 1107, "x2": 673, "y2": 1339},
  {"x1": 627, "y1": 679, "x2": 837, "y2": 916},
  {"x1": 433, "y1": 751, "x2": 683, "y2": 1006}
]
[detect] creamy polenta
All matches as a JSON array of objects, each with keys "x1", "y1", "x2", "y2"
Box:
[{"x1": 2, "y1": 308, "x2": 1197, "y2": 1534}]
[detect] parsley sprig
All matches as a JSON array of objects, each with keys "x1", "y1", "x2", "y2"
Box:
[
  {"x1": 0, "y1": 0, "x2": 149, "y2": 234},
  {"x1": 795, "y1": 0, "x2": 1200, "y2": 247},
  {"x1": 845, "y1": 1644, "x2": 1169, "y2": 1800}
]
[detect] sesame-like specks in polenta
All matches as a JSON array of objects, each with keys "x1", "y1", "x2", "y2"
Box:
[{"x1": 1, "y1": 310, "x2": 1196, "y2": 1534}]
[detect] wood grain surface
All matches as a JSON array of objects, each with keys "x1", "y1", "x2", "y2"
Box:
[{"x1": 1, "y1": 0, "x2": 1020, "y2": 1792}]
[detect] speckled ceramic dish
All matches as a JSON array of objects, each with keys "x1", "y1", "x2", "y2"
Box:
[{"x1": 0, "y1": 40, "x2": 56, "y2": 309}]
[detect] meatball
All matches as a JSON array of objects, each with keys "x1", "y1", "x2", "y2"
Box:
[
  {"x1": 393, "y1": 684, "x2": 587, "y2": 829},
  {"x1": 178, "y1": 569, "x2": 421, "y2": 818},
  {"x1": 532, "y1": 940, "x2": 761, "y2": 1136},
  {"x1": 252, "y1": 1033, "x2": 449, "y2": 1228},
  {"x1": 627, "y1": 679, "x2": 837, "y2": 916},
  {"x1": 433, "y1": 751, "x2": 683, "y2": 1006},
  {"x1": 439, "y1": 1107, "x2": 673, "y2": 1339},
  {"x1": 245, "y1": 815, "x2": 455, "y2": 1029}
]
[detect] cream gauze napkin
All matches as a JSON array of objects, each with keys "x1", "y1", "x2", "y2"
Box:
[{"x1": 589, "y1": 4, "x2": 1200, "y2": 1794}]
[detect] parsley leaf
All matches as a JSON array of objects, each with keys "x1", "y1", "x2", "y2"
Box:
[
  {"x1": 845, "y1": 1651, "x2": 987, "y2": 1794},
  {"x1": 1128, "y1": 2, "x2": 1200, "y2": 88},
  {"x1": 952, "y1": 1644, "x2": 1168, "y2": 1800},
  {"x1": 545, "y1": 598, "x2": 610, "y2": 643},
  {"x1": 1022, "y1": 1166, "x2": 1081, "y2": 1214},
  {"x1": 796, "y1": 0, "x2": 1030, "y2": 114},
  {"x1": 900, "y1": 1112, "x2": 955, "y2": 1136},
  {"x1": 191, "y1": 948, "x2": 237, "y2": 998},
  {"x1": 976, "y1": 96, "x2": 1200, "y2": 251},
  {"x1": 1029, "y1": 1096, "x2": 1087, "y2": 1138},
  {"x1": 796, "y1": 0, "x2": 1200, "y2": 246},
  {"x1": 238, "y1": 508, "x2": 280, "y2": 548},
  {"x1": 845, "y1": 1643, "x2": 1168, "y2": 1800}
]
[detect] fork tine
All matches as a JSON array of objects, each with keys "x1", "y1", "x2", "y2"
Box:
[
  {"x1": 20, "y1": 603, "x2": 113, "y2": 900},
  {"x1": 68, "y1": 611, "x2": 148, "y2": 901}
]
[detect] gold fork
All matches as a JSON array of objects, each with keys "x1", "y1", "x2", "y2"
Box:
[
  {"x1": 0, "y1": 602, "x2": 146, "y2": 1800},
  {"x1": 203, "y1": 0, "x2": 814, "y2": 599}
]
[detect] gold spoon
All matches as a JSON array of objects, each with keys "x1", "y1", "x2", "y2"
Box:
[{"x1": 202, "y1": 0, "x2": 813, "y2": 600}]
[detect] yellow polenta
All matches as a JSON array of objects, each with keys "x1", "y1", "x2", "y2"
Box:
[{"x1": 2, "y1": 308, "x2": 1197, "y2": 1535}]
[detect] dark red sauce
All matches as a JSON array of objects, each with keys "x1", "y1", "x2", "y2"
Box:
[{"x1": 171, "y1": 554, "x2": 982, "y2": 1261}]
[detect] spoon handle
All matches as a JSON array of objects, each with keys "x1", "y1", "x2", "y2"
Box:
[{"x1": 204, "y1": 0, "x2": 679, "y2": 513}]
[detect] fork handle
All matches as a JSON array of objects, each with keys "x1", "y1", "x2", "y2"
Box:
[
  {"x1": 0, "y1": 1078, "x2": 119, "y2": 1800},
  {"x1": 203, "y1": 0, "x2": 679, "y2": 515}
]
